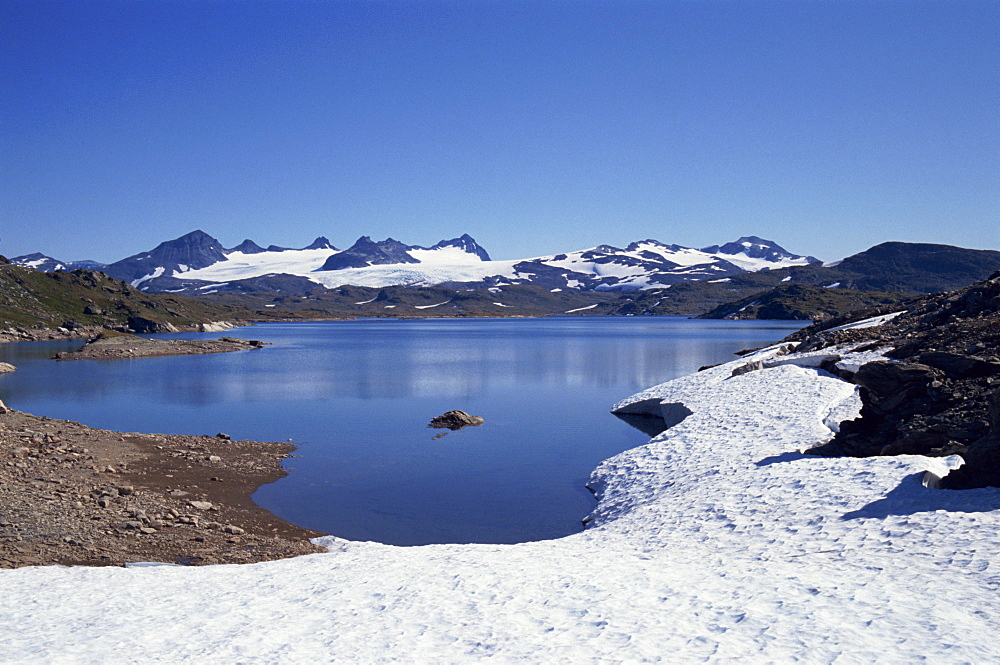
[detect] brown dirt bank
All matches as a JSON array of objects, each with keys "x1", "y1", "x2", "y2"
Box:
[{"x1": 0, "y1": 404, "x2": 326, "y2": 568}]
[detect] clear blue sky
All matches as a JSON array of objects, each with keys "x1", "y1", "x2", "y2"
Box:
[{"x1": 2, "y1": 0, "x2": 997, "y2": 263}]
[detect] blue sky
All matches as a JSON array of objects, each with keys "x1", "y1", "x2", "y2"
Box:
[{"x1": 2, "y1": 0, "x2": 997, "y2": 263}]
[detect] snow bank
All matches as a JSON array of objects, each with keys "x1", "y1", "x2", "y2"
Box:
[
  {"x1": 826, "y1": 311, "x2": 904, "y2": 332},
  {"x1": 2, "y1": 350, "x2": 999, "y2": 662}
]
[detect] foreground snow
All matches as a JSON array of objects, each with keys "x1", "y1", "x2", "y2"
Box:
[{"x1": 2, "y1": 349, "x2": 999, "y2": 662}]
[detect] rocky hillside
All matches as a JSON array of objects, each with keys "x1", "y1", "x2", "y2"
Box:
[
  {"x1": 768, "y1": 242, "x2": 1000, "y2": 296},
  {"x1": 699, "y1": 284, "x2": 911, "y2": 321},
  {"x1": 0, "y1": 264, "x2": 248, "y2": 336},
  {"x1": 785, "y1": 272, "x2": 1000, "y2": 488}
]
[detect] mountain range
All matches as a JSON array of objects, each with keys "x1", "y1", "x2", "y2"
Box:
[
  {"x1": 8, "y1": 232, "x2": 999, "y2": 321},
  {"x1": 9, "y1": 231, "x2": 821, "y2": 294}
]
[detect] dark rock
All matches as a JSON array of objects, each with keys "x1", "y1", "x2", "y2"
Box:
[
  {"x1": 915, "y1": 351, "x2": 1000, "y2": 379},
  {"x1": 941, "y1": 388, "x2": 1000, "y2": 489},
  {"x1": 731, "y1": 360, "x2": 764, "y2": 377},
  {"x1": 429, "y1": 410, "x2": 484, "y2": 431},
  {"x1": 126, "y1": 316, "x2": 178, "y2": 334}
]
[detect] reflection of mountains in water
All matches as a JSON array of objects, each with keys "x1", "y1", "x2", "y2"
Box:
[{"x1": 0, "y1": 321, "x2": 805, "y2": 408}]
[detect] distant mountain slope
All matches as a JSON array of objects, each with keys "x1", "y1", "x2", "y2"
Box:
[
  {"x1": 815, "y1": 242, "x2": 1000, "y2": 293},
  {"x1": 10, "y1": 253, "x2": 68, "y2": 272},
  {"x1": 9, "y1": 254, "x2": 107, "y2": 273},
  {"x1": 698, "y1": 284, "x2": 911, "y2": 321},
  {"x1": 709, "y1": 243, "x2": 1000, "y2": 303}
]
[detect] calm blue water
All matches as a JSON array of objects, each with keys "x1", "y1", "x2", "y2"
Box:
[{"x1": 0, "y1": 317, "x2": 804, "y2": 545}]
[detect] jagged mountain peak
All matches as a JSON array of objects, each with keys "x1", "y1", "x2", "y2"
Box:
[
  {"x1": 305, "y1": 236, "x2": 335, "y2": 250},
  {"x1": 428, "y1": 235, "x2": 491, "y2": 261},
  {"x1": 101, "y1": 230, "x2": 228, "y2": 284},
  {"x1": 318, "y1": 236, "x2": 419, "y2": 271}
]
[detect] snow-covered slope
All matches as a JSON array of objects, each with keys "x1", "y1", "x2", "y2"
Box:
[{"x1": 2, "y1": 345, "x2": 998, "y2": 662}]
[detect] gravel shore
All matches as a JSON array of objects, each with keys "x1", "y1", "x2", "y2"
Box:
[{"x1": 0, "y1": 403, "x2": 325, "y2": 568}]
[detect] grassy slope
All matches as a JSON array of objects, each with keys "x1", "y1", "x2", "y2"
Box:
[{"x1": 0, "y1": 265, "x2": 249, "y2": 329}]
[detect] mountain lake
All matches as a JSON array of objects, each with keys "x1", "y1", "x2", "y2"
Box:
[{"x1": 0, "y1": 317, "x2": 806, "y2": 545}]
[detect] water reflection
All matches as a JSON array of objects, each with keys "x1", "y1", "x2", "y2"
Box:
[{"x1": 0, "y1": 319, "x2": 802, "y2": 406}]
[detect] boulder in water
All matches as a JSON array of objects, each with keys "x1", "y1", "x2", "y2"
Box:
[{"x1": 429, "y1": 410, "x2": 484, "y2": 431}]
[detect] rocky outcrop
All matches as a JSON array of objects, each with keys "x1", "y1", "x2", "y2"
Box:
[
  {"x1": 800, "y1": 272, "x2": 1000, "y2": 486},
  {"x1": 127, "y1": 316, "x2": 180, "y2": 334},
  {"x1": 198, "y1": 321, "x2": 236, "y2": 332},
  {"x1": 941, "y1": 389, "x2": 1000, "y2": 489},
  {"x1": 318, "y1": 236, "x2": 419, "y2": 271}
]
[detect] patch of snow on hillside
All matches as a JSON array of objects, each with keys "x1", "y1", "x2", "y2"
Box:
[
  {"x1": 564, "y1": 304, "x2": 598, "y2": 313},
  {"x1": 131, "y1": 267, "x2": 165, "y2": 287},
  {"x1": 827, "y1": 311, "x2": 904, "y2": 332},
  {"x1": 414, "y1": 300, "x2": 451, "y2": 309}
]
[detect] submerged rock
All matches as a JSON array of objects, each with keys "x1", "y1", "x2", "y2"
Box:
[{"x1": 429, "y1": 410, "x2": 484, "y2": 431}]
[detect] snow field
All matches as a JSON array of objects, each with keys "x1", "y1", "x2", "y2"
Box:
[{"x1": 1, "y1": 346, "x2": 999, "y2": 662}]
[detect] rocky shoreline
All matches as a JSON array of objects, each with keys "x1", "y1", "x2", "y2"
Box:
[
  {"x1": 786, "y1": 271, "x2": 1000, "y2": 487},
  {"x1": 0, "y1": 403, "x2": 325, "y2": 568},
  {"x1": 52, "y1": 331, "x2": 266, "y2": 361}
]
